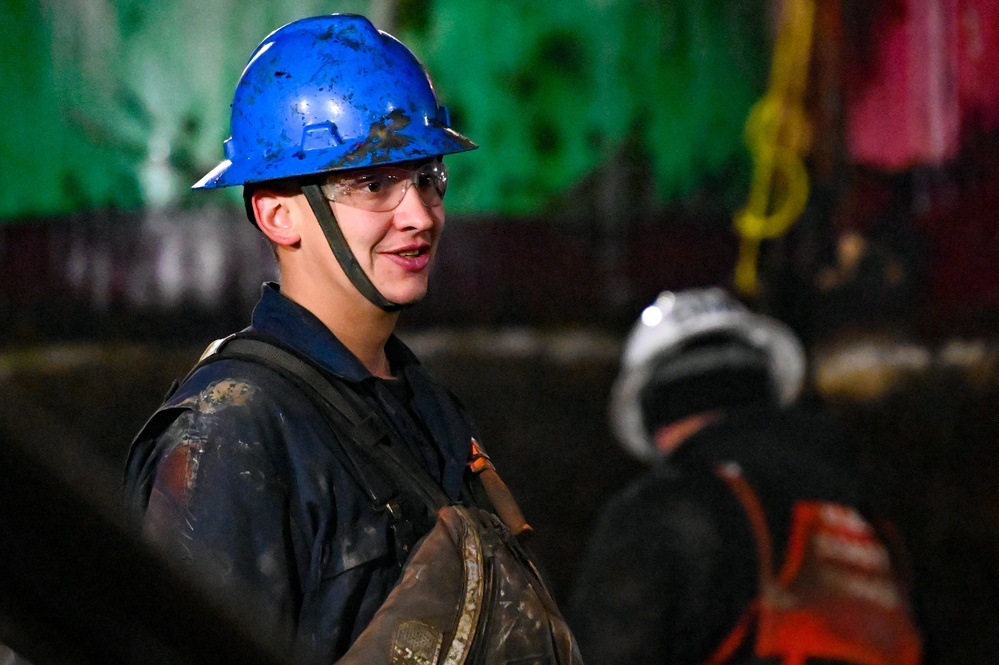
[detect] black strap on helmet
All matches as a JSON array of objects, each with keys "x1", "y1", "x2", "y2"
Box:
[{"x1": 302, "y1": 183, "x2": 405, "y2": 313}]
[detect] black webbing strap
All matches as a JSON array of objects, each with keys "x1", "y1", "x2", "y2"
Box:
[{"x1": 196, "y1": 335, "x2": 450, "y2": 517}]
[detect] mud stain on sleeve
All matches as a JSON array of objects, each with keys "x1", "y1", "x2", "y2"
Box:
[{"x1": 199, "y1": 379, "x2": 256, "y2": 414}]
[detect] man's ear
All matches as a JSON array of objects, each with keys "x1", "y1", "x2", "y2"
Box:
[{"x1": 252, "y1": 189, "x2": 302, "y2": 247}]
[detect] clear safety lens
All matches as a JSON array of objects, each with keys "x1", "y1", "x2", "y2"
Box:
[{"x1": 321, "y1": 161, "x2": 448, "y2": 212}]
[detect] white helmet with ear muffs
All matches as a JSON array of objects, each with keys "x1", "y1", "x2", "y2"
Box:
[{"x1": 609, "y1": 287, "x2": 806, "y2": 462}]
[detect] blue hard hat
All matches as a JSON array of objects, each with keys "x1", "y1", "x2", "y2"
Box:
[{"x1": 194, "y1": 14, "x2": 477, "y2": 189}]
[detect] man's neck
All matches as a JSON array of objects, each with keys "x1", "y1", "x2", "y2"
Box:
[
  {"x1": 279, "y1": 277, "x2": 399, "y2": 379},
  {"x1": 330, "y1": 313, "x2": 397, "y2": 379},
  {"x1": 654, "y1": 410, "x2": 724, "y2": 456}
]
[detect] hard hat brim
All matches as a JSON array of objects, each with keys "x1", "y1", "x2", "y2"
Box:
[{"x1": 193, "y1": 124, "x2": 477, "y2": 190}]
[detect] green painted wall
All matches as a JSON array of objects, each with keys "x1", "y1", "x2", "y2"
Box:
[{"x1": 0, "y1": 0, "x2": 769, "y2": 223}]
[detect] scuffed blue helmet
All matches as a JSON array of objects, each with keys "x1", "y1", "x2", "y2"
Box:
[{"x1": 194, "y1": 13, "x2": 477, "y2": 189}]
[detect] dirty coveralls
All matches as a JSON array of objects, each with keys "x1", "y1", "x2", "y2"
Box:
[{"x1": 124, "y1": 283, "x2": 480, "y2": 663}]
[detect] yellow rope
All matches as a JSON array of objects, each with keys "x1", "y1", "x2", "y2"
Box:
[{"x1": 733, "y1": 0, "x2": 816, "y2": 297}]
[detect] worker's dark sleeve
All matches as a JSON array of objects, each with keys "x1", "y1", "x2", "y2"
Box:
[
  {"x1": 566, "y1": 471, "x2": 758, "y2": 665},
  {"x1": 140, "y1": 389, "x2": 305, "y2": 641}
]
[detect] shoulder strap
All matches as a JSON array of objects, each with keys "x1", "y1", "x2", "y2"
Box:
[
  {"x1": 715, "y1": 463, "x2": 774, "y2": 579},
  {"x1": 195, "y1": 333, "x2": 451, "y2": 516},
  {"x1": 703, "y1": 463, "x2": 773, "y2": 665},
  {"x1": 191, "y1": 333, "x2": 533, "y2": 540}
]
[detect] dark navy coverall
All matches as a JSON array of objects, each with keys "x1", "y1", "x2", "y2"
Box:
[{"x1": 125, "y1": 283, "x2": 479, "y2": 663}]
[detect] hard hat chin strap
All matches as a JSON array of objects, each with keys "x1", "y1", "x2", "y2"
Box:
[{"x1": 302, "y1": 184, "x2": 406, "y2": 313}]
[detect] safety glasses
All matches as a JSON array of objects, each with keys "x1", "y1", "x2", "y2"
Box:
[{"x1": 321, "y1": 161, "x2": 448, "y2": 212}]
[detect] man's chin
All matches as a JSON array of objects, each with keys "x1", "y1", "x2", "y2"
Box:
[{"x1": 381, "y1": 286, "x2": 428, "y2": 308}]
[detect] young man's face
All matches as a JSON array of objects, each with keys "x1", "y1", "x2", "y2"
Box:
[{"x1": 321, "y1": 160, "x2": 447, "y2": 307}]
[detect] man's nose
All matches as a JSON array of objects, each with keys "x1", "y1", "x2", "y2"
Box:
[{"x1": 394, "y1": 184, "x2": 439, "y2": 230}]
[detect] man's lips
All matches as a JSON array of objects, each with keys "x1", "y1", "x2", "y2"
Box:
[{"x1": 382, "y1": 244, "x2": 432, "y2": 270}]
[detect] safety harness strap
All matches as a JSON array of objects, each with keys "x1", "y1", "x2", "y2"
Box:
[{"x1": 188, "y1": 333, "x2": 536, "y2": 557}]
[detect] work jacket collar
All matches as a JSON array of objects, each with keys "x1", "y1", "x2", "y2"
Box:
[{"x1": 247, "y1": 282, "x2": 419, "y2": 384}]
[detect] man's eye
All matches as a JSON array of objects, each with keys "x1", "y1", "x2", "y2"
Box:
[{"x1": 355, "y1": 174, "x2": 398, "y2": 194}]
